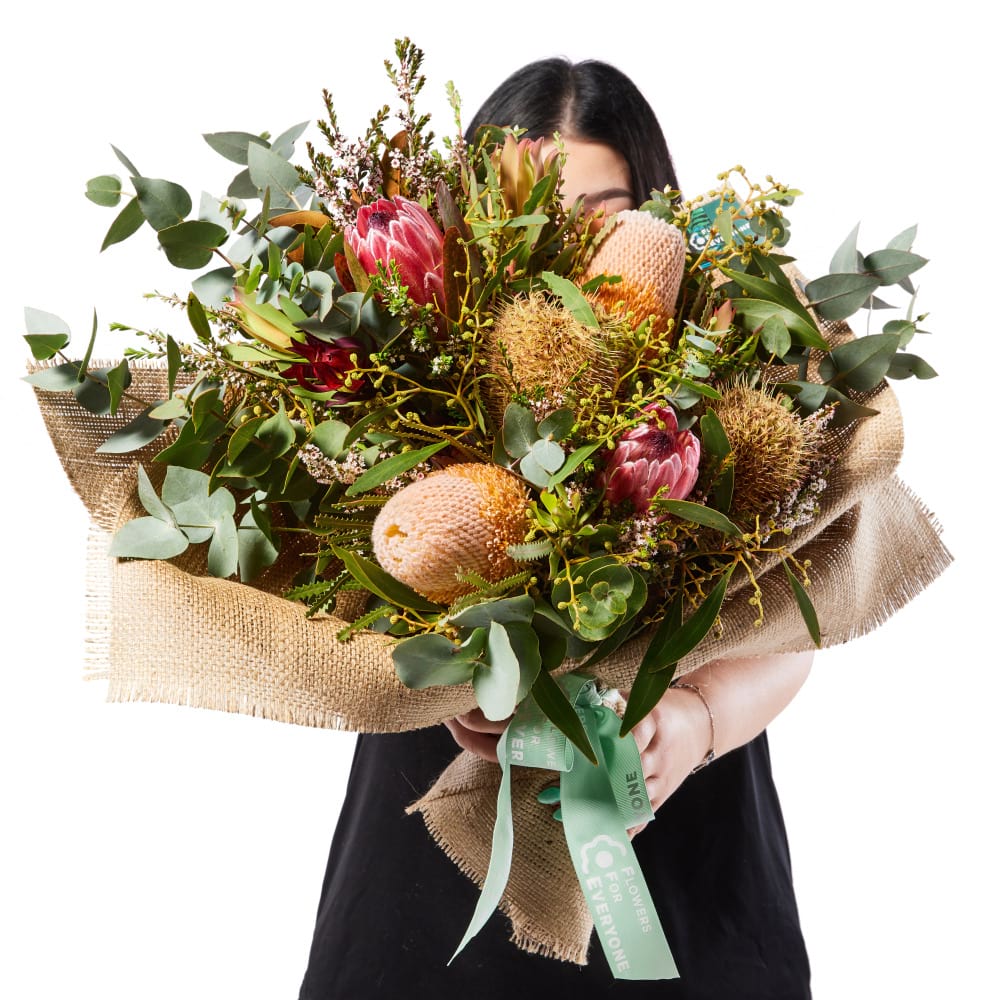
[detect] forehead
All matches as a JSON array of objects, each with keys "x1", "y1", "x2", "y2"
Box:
[{"x1": 541, "y1": 137, "x2": 632, "y2": 199}]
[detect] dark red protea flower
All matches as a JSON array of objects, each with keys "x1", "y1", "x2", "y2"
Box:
[
  {"x1": 345, "y1": 195, "x2": 445, "y2": 309},
  {"x1": 599, "y1": 404, "x2": 701, "y2": 515},
  {"x1": 284, "y1": 335, "x2": 366, "y2": 400}
]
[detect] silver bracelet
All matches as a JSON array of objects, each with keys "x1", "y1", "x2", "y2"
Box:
[{"x1": 671, "y1": 682, "x2": 716, "y2": 772}]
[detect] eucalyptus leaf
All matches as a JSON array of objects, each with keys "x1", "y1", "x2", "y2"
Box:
[
  {"x1": 886, "y1": 353, "x2": 938, "y2": 380},
  {"x1": 136, "y1": 465, "x2": 174, "y2": 523},
  {"x1": 85, "y1": 174, "x2": 122, "y2": 207},
  {"x1": 111, "y1": 145, "x2": 140, "y2": 177},
  {"x1": 450, "y1": 595, "x2": 535, "y2": 629},
  {"x1": 474, "y1": 622, "x2": 522, "y2": 721},
  {"x1": 732, "y1": 299, "x2": 829, "y2": 349},
  {"x1": 759, "y1": 315, "x2": 792, "y2": 358},
  {"x1": 96, "y1": 408, "x2": 170, "y2": 453},
  {"x1": 501, "y1": 403, "x2": 539, "y2": 459},
  {"x1": 109, "y1": 516, "x2": 189, "y2": 560},
  {"x1": 158, "y1": 220, "x2": 228, "y2": 269},
  {"x1": 203, "y1": 130, "x2": 269, "y2": 165},
  {"x1": 247, "y1": 144, "x2": 301, "y2": 208},
  {"x1": 237, "y1": 508, "x2": 280, "y2": 582},
  {"x1": 309, "y1": 419, "x2": 350, "y2": 458},
  {"x1": 394, "y1": 633, "x2": 476, "y2": 689},
  {"x1": 518, "y1": 451, "x2": 550, "y2": 488},
  {"x1": 133, "y1": 177, "x2": 193, "y2": 231},
  {"x1": 529, "y1": 437, "x2": 565, "y2": 474},
  {"x1": 779, "y1": 381, "x2": 880, "y2": 425},
  {"x1": 882, "y1": 319, "x2": 917, "y2": 347},
  {"x1": 818, "y1": 333, "x2": 900, "y2": 392},
  {"x1": 538, "y1": 408, "x2": 575, "y2": 441},
  {"x1": 862, "y1": 249, "x2": 928, "y2": 287},
  {"x1": 100, "y1": 197, "x2": 145, "y2": 251},
  {"x1": 24, "y1": 334, "x2": 69, "y2": 360},
  {"x1": 829, "y1": 222, "x2": 861, "y2": 274},
  {"x1": 804, "y1": 273, "x2": 881, "y2": 321},
  {"x1": 106, "y1": 358, "x2": 131, "y2": 415},
  {"x1": 270, "y1": 121, "x2": 310, "y2": 159},
  {"x1": 504, "y1": 622, "x2": 542, "y2": 702},
  {"x1": 148, "y1": 397, "x2": 187, "y2": 419},
  {"x1": 207, "y1": 513, "x2": 239, "y2": 577},
  {"x1": 887, "y1": 224, "x2": 918, "y2": 251},
  {"x1": 192, "y1": 266, "x2": 236, "y2": 308}
]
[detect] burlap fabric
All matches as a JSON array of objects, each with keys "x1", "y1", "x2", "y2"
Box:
[{"x1": 29, "y1": 300, "x2": 952, "y2": 965}]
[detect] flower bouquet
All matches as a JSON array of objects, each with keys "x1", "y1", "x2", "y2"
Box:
[{"x1": 26, "y1": 40, "x2": 950, "y2": 979}]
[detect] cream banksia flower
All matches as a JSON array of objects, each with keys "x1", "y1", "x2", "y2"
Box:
[
  {"x1": 372, "y1": 464, "x2": 529, "y2": 604},
  {"x1": 582, "y1": 210, "x2": 686, "y2": 339}
]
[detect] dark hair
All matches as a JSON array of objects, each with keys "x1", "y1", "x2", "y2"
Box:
[{"x1": 464, "y1": 58, "x2": 679, "y2": 203}]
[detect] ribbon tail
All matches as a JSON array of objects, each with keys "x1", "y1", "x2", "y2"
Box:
[
  {"x1": 448, "y1": 744, "x2": 515, "y2": 964},
  {"x1": 560, "y1": 710, "x2": 679, "y2": 980}
]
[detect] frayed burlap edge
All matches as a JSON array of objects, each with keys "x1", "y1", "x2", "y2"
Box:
[{"x1": 28, "y1": 296, "x2": 954, "y2": 963}]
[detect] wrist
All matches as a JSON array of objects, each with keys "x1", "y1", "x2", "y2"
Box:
[{"x1": 669, "y1": 682, "x2": 716, "y2": 773}]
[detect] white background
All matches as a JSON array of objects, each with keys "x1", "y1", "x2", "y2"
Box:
[{"x1": 1, "y1": 2, "x2": 993, "y2": 997}]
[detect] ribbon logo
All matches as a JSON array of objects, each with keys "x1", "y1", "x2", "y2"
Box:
[{"x1": 580, "y1": 834, "x2": 628, "y2": 874}]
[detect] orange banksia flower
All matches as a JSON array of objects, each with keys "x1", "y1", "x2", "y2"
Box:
[
  {"x1": 372, "y1": 464, "x2": 529, "y2": 604},
  {"x1": 582, "y1": 210, "x2": 686, "y2": 340}
]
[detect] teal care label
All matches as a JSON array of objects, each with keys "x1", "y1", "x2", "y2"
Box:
[
  {"x1": 686, "y1": 197, "x2": 758, "y2": 260},
  {"x1": 450, "y1": 674, "x2": 678, "y2": 981}
]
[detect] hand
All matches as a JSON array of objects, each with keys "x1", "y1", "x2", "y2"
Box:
[
  {"x1": 443, "y1": 707, "x2": 512, "y2": 763},
  {"x1": 623, "y1": 685, "x2": 712, "y2": 838}
]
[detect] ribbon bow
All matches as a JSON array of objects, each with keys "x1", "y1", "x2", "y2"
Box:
[{"x1": 450, "y1": 673, "x2": 679, "y2": 981}]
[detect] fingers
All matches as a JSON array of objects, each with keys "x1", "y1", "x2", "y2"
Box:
[
  {"x1": 443, "y1": 718, "x2": 501, "y2": 763},
  {"x1": 628, "y1": 714, "x2": 657, "y2": 756},
  {"x1": 454, "y1": 707, "x2": 511, "y2": 734}
]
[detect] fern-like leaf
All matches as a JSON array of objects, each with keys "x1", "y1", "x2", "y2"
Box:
[
  {"x1": 506, "y1": 538, "x2": 553, "y2": 561},
  {"x1": 336, "y1": 604, "x2": 393, "y2": 641}
]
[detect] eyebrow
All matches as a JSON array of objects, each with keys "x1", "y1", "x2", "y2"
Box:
[{"x1": 582, "y1": 188, "x2": 634, "y2": 204}]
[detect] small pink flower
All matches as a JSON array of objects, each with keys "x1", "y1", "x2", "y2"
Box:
[
  {"x1": 345, "y1": 196, "x2": 445, "y2": 309},
  {"x1": 600, "y1": 404, "x2": 701, "y2": 515}
]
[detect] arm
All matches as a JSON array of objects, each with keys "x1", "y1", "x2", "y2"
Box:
[{"x1": 444, "y1": 650, "x2": 814, "y2": 832}]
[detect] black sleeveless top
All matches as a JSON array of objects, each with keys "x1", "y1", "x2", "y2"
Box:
[{"x1": 299, "y1": 725, "x2": 810, "y2": 999}]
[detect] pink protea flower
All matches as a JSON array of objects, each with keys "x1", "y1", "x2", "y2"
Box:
[
  {"x1": 600, "y1": 404, "x2": 701, "y2": 515},
  {"x1": 344, "y1": 195, "x2": 445, "y2": 309}
]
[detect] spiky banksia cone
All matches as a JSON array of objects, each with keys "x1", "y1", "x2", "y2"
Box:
[
  {"x1": 371, "y1": 464, "x2": 529, "y2": 604},
  {"x1": 582, "y1": 210, "x2": 686, "y2": 339},
  {"x1": 479, "y1": 293, "x2": 621, "y2": 423},
  {"x1": 713, "y1": 384, "x2": 817, "y2": 517}
]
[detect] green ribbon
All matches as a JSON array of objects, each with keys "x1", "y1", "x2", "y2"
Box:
[{"x1": 449, "y1": 673, "x2": 679, "y2": 981}]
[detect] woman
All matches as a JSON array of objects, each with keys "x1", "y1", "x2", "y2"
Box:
[{"x1": 298, "y1": 59, "x2": 814, "y2": 1000}]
